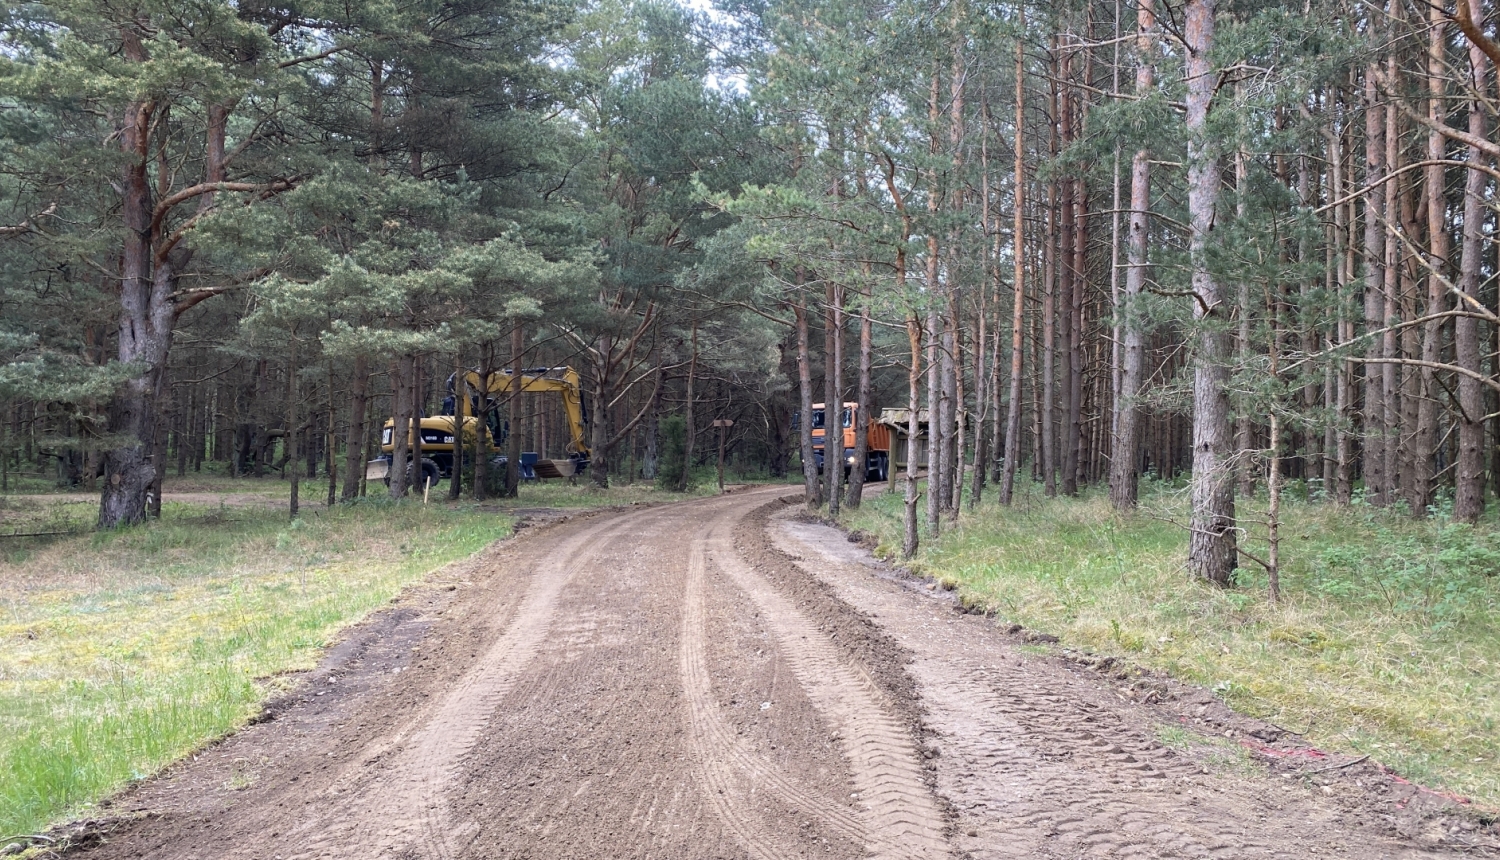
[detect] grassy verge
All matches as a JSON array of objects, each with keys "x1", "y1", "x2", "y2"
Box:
[
  {"x1": 844, "y1": 479, "x2": 1500, "y2": 809},
  {"x1": 0, "y1": 499, "x2": 514, "y2": 837}
]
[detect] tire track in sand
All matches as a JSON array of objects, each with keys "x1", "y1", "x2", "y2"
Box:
[
  {"x1": 682, "y1": 537, "x2": 868, "y2": 859},
  {"x1": 771, "y1": 513, "x2": 1465, "y2": 860},
  {"x1": 286, "y1": 512, "x2": 633, "y2": 860},
  {"x1": 686, "y1": 503, "x2": 949, "y2": 860}
]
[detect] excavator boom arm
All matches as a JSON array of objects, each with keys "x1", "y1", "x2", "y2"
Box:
[{"x1": 458, "y1": 368, "x2": 590, "y2": 456}]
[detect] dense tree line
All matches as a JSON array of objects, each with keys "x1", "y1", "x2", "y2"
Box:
[
  {"x1": 5, "y1": 0, "x2": 1500, "y2": 592},
  {"x1": 715, "y1": 0, "x2": 1500, "y2": 589}
]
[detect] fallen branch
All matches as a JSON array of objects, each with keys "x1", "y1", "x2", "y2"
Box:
[{"x1": 1309, "y1": 754, "x2": 1370, "y2": 774}]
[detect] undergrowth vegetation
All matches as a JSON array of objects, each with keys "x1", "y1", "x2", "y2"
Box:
[
  {"x1": 844, "y1": 480, "x2": 1500, "y2": 809},
  {"x1": 0, "y1": 499, "x2": 513, "y2": 837}
]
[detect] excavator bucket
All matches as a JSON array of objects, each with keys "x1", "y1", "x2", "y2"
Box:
[{"x1": 533, "y1": 459, "x2": 576, "y2": 479}]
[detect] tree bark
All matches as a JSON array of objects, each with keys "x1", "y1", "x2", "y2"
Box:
[
  {"x1": 410, "y1": 357, "x2": 424, "y2": 494},
  {"x1": 926, "y1": 302, "x2": 942, "y2": 532},
  {"x1": 1067, "y1": 179, "x2": 1087, "y2": 495},
  {"x1": 505, "y1": 326, "x2": 523, "y2": 498},
  {"x1": 846, "y1": 289, "x2": 873, "y2": 508},
  {"x1": 1382, "y1": 59, "x2": 1402, "y2": 510},
  {"x1": 926, "y1": 66, "x2": 945, "y2": 530},
  {"x1": 341, "y1": 358, "x2": 369, "y2": 502},
  {"x1": 1455, "y1": 19, "x2": 1489, "y2": 523},
  {"x1": 1362, "y1": 70, "x2": 1389, "y2": 506},
  {"x1": 904, "y1": 313, "x2": 923, "y2": 558},
  {"x1": 1185, "y1": 0, "x2": 1237, "y2": 585},
  {"x1": 794, "y1": 297, "x2": 821, "y2": 506},
  {"x1": 449, "y1": 354, "x2": 462, "y2": 500},
  {"x1": 823, "y1": 285, "x2": 843, "y2": 514},
  {"x1": 288, "y1": 338, "x2": 300, "y2": 520},
  {"x1": 1414, "y1": 6, "x2": 1448, "y2": 517},
  {"x1": 683, "y1": 320, "x2": 700, "y2": 493},
  {"x1": 1110, "y1": 0, "x2": 1154, "y2": 510},
  {"x1": 326, "y1": 367, "x2": 338, "y2": 506},
  {"x1": 389, "y1": 357, "x2": 411, "y2": 499},
  {"x1": 98, "y1": 89, "x2": 170, "y2": 528},
  {"x1": 1042, "y1": 170, "x2": 1058, "y2": 496},
  {"x1": 1002, "y1": 28, "x2": 1028, "y2": 507},
  {"x1": 1235, "y1": 142, "x2": 1255, "y2": 498}
]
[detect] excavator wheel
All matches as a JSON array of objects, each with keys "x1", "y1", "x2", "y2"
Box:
[
  {"x1": 389, "y1": 458, "x2": 440, "y2": 490},
  {"x1": 415, "y1": 458, "x2": 440, "y2": 490}
]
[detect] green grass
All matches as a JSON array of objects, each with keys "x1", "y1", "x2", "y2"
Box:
[
  {"x1": 0, "y1": 498, "x2": 515, "y2": 838},
  {"x1": 845, "y1": 479, "x2": 1500, "y2": 808}
]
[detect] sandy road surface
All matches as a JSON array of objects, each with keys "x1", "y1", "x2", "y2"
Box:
[{"x1": 69, "y1": 490, "x2": 1494, "y2": 859}]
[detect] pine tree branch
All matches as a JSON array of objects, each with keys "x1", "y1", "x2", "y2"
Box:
[
  {"x1": 1453, "y1": 0, "x2": 1500, "y2": 71},
  {"x1": 0, "y1": 203, "x2": 57, "y2": 235},
  {"x1": 151, "y1": 180, "x2": 295, "y2": 234}
]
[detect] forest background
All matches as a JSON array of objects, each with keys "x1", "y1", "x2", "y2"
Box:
[{"x1": 3, "y1": 0, "x2": 1500, "y2": 829}]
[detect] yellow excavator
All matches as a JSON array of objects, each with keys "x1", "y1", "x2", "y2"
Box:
[{"x1": 368, "y1": 366, "x2": 590, "y2": 488}]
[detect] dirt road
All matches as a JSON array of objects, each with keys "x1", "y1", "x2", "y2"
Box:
[{"x1": 70, "y1": 489, "x2": 1495, "y2": 859}]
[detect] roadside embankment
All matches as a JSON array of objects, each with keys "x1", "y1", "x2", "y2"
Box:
[{"x1": 842, "y1": 481, "x2": 1500, "y2": 812}]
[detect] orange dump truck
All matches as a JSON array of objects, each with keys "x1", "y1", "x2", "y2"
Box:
[{"x1": 809, "y1": 401, "x2": 891, "y2": 482}]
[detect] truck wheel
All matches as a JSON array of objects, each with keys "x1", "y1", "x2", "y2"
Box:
[{"x1": 876, "y1": 454, "x2": 889, "y2": 482}]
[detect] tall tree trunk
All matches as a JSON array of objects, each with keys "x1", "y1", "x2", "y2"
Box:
[
  {"x1": 1057, "y1": 60, "x2": 1077, "y2": 497},
  {"x1": 473, "y1": 347, "x2": 493, "y2": 501},
  {"x1": 326, "y1": 368, "x2": 338, "y2": 506},
  {"x1": 288, "y1": 338, "x2": 300, "y2": 520},
  {"x1": 794, "y1": 298, "x2": 821, "y2": 506},
  {"x1": 506, "y1": 326, "x2": 523, "y2": 498},
  {"x1": 410, "y1": 357, "x2": 424, "y2": 495},
  {"x1": 988, "y1": 220, "x2": 1005, "y2": 487},
  {"x1": 1041, "y1": 167, "x2": 1059, "y2": 495},
  {"x1": 1415, "y1": 7, "x2": 1448, "y2": 517},
  {"x1": 449, "y1": 354, "x2": 463, "y2": 501},
  {"x1": 684, "y1": 320, "x2": 700, "y2": 494},
  {"x1": 926, "y1": 303, "x2": 942, "y2": 531},
  {"x1": 1068, "y1": 178, "x2": 1087, "y2": 494},
  {"x1": 342, "y1": 357, "x2": 369, "y2": 501},
  {"x1": 1185, "y1": 0, "x2": 1237, "y2": 585},
  {"x1": 969, "y1": 84, "x2": 992, "y2": 512},
  {"x1": 1108, "y1": 6, "x2": 1124, "y2": 490},
  {"x1": 588, "y1": 335, "x2": 613, "y2": 490},
  {"x1": 846, "y1": 290, "x2": 873, "y2": 507},
  {"x1": 98, "y1": 92, "x2": 169, "y2": 528},
  {"x1": 945, "y1": 41, "x2": 966, "y2": 513},
  {"x1": 1455, "y1": 21, "x2": 1489, "y2": 523},
  {"x1": 1330, "y1": 88, "x2": 1355, "y2": 505},
  {"x1": 176, "y1": 386, "x2": 190, "y2": 478},
  {"x1": 1382, "y1": 60, "x2": 1402, "y2": 510},
  {"x1": 926, "y1": 66, "x2": 945, "y2": 530},
  {"x1": 1362, "y1": 70, "x2": 1389, "y2": 507},
  {"x1": 905, "y1": 313, "x2": 924, "y2": 558},
  {"x1": 951, "y1": 322, "x2": 966, "y2": 512},
  {"x1": 1235, "y1": 142, "x2": 1255, "y2": 497},
  {"x1": 1002, "y1": 28, "x2": 1027, "y2": 506},
  {"x1": 389, "y1": 357, "x2": 411, "y2": 499},
  {"x1": 1110, "y1": 0, "x2": 1154, "y2": 510}
]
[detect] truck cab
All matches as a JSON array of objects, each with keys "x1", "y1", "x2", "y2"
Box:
[{"x1": 804, "y1": 401, "x2": 891, "y2": 482}]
